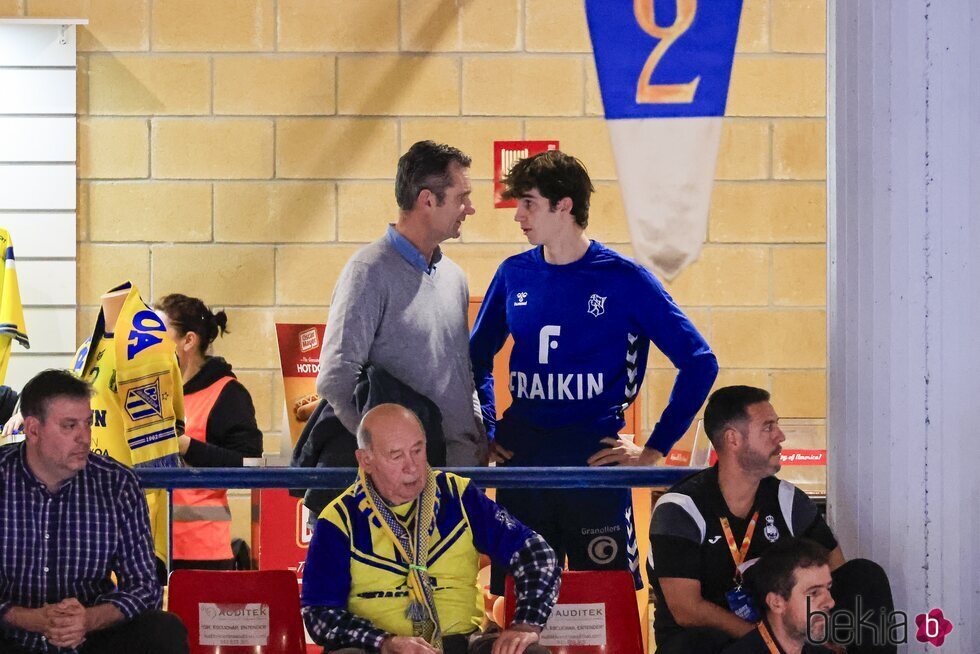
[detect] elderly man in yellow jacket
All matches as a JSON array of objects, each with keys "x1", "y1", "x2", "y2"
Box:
[{"x1": 301, "y1": 404, "x2": 561, "y2": 654}]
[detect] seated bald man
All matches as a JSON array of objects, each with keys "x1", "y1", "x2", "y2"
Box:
[{"x1": 301, "y1": 404, "x2": 560, "y2": 654}]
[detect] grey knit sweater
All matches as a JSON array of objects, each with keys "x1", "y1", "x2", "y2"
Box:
[{"x1": 316, "y1": 236, "x2": 488, "y2": 466}]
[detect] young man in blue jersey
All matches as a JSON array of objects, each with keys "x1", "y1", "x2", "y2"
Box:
[{"x1": 470, "y1": 150, "x2": 718, "y2": 594}]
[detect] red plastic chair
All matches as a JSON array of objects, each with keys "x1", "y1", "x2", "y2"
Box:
[
  {"x1": 168, "y1": 570, "x2": 307, "y2": 654},
  {"x1": 505, "y1": 570, "x2": 643, "y2": 654}
]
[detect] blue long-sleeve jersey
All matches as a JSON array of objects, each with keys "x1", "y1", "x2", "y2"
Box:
[{"x1": 469, "y1": 241, "x2": 718, "y2": 460}]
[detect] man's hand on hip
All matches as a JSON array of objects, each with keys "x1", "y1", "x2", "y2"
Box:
[
  {"x1": 587, "y1": 436, "x2": 663, "y2": 466},
  {"x1": 379, "y1": 635, "x2": 438, "y2": 653},
  {"x1": 492, "y1": 624, "x2": 542, "y2": 654},
  {"x1": 489, "y1": 441, "x2": 514, "y2": 464}
]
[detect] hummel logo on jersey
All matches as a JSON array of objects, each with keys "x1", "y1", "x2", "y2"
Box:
[
  {"x1": 708, "y1": 535, "x2": 722, "y2": 544},
  {"x1": 514, "y1": 292, "x2": 528, "y2": 306},
  {"x1": 587, "y1": 294, "x2": 606, "y2": 317}
]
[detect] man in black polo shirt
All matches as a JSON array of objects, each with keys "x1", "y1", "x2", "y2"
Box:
[{"x1": 647, "y1": 386, "x2": 894, "y2": 654}]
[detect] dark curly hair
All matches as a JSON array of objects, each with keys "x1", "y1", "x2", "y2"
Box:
[{"x1": 500, "y1": 150, "x2": 595, "y2": 228}]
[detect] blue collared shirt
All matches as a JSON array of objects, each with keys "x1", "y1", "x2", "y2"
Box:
[
  {"x1": 0, "y1": 444, "x2": 161, "y2": 653},
  {"x1": 385, "y1": 225, "x2": 442, "y2": 275}
]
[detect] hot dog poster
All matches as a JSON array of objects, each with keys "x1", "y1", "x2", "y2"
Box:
[{"x1": 275, "y1": 323, "x2": 325, "y2": 445}]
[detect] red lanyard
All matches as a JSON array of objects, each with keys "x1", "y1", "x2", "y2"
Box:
[
  {"x1": 719, "y1": 511, "x2": 759, "y2": 582},
  {"x1": 757, "y1": 621, "x2": 782, "y2": 654}
]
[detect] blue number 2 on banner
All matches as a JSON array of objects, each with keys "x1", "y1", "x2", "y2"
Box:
[{"x1": 586, "y1": 0, "x2": 743, "y2": 119}]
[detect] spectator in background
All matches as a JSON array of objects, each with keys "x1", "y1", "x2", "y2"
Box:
[
  {"x1": 723, "y1": 538, "x2": 837, "y2": 654},
  {"x1": 0, "y1": 385, "x2": 20, "y2": 446},
  {"x1": 156, "y1": 294, "x2": 263, "y2": 570},
  {"x1": 0, "y1": 369, "x2": 187, "y2": 653}
]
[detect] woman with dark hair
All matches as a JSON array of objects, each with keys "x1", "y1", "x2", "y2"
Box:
[{"x1": 155, "y1": 294, "x2": 263, "y2": 570}]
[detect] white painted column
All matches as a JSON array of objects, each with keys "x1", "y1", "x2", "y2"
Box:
[
  {"x1": 829, "y1": 2, "x2": 980, "y2": 651},
  {"x1": 0, "y1": 18, "x2": 85, "y2": 388}
]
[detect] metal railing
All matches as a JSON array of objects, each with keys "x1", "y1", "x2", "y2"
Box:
[{"x1": 137, "y1": 466, "x2": 699, "y2": 490}]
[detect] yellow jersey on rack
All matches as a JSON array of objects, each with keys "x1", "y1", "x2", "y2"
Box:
[{"x1": 0, "y1": 228, "x2": 28, "y2": 385}]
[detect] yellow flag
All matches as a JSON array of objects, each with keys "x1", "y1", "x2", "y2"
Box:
[{"x1": 0, "y1": 228, "x2": 29, "y2": 385}]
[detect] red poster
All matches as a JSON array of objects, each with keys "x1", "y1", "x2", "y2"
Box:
[
  {"x1": 269, "y1": 324, "x2": 335, "y2": 652},
  {"x1": 275, "y1": 323, "x2": 326, "y2": 446},
  {"x1": 250, "y1": 488, "x2": 311, "y2": 578},
  {"x1": 264, "y1": 324, "x2": 324, "y2": 576},
  {"x1": 494, "y1": 140, "x2": 559, "y2": 208}
]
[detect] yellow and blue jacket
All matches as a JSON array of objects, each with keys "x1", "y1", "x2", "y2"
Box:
[{"x1": 302, "y1": 470, "x2": 534, "y2": 637}]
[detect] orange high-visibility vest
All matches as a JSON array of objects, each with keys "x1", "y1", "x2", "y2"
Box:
[{"x1": 172, "y1": 376, "x2": 235, "y2": 561}]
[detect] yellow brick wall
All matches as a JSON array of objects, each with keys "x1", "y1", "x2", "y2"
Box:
[{"x1": 3, "y1": 0, "x2": 827, "y2": 459}]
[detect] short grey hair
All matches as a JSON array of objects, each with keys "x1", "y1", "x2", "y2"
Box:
[
  {"x1": 356, "y1": 421, "x2": 373, "y2": 449},
  {"x1": 394, "y1": 141, "x2": 471, "y2": 210}
]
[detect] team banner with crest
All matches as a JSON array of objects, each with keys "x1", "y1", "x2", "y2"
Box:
[{"x1": 585, "y1": 0, "x2": 743, "y2": 279}]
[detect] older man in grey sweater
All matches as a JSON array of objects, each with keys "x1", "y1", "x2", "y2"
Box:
[{"x1": 316, "y1": 141, "x2": 489, "y2": 467}]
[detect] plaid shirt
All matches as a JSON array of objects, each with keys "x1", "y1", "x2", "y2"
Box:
[
  {"x1": 0, "y1": 444, "x2": 161, "y2": 653},
  {"x1": 303, "y1": 533, "x2": 560, "y2": 652}
]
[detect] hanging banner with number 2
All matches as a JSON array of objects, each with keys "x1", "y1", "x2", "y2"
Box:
[{"x1": 585, "y1": 0, "x2": 742, "y2": 279}]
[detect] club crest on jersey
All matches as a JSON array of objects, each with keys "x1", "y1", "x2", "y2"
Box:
[
  {"x1": 495, "y1": 508, "x2": 518, "y2": 529},
  {"x1": 763, "y1": 515, "x2": 780, "y2": 543},
  {"x1": 587, "y1": 294, "x2": 607, "y2": 317},
  {"x1": 125, "y1": 379, "x2": 163, "y2": 421},
  {"x1": 514, "y1": 292, "x2": 528, "y2": 306}
]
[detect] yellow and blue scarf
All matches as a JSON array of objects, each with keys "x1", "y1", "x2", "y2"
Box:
[
  {"x1": 72, "y1": 281, "x2": 183, "y2": 468},
  {"x1": 359, "y1": 467, "x2": 442, "y2": 648}
]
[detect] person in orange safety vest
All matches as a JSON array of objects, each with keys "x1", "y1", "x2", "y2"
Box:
[{"x1": 156, "y1": 294, "x2": 263, "y2": 570}]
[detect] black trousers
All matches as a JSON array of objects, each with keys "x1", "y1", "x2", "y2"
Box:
[
  {"x1": 83, "y1": 610, "x2": 188, "y2": 654},
  {"x1": 0, "y1": 610, "x2": 188, "y2": 654},
  {"x1": 655, "y1": 559, "x2": 896, "y2": 654}
]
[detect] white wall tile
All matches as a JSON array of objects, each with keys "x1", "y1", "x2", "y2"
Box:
[
  {"x1": 17, "y1": 260, "x2": 75, "y2": 305},
  {"x1": 21, "y1": 307, "x2": 75, "y2": 353},
  {"x1": 0, "y1": 213, "x2": 75, "y2": 258},
  {"x1": 5, "y1": 354, "x2": 74, "y2": 390},
  {"x1": 0, "y1": 24, "x2": 77, "y2": 67},
  {"x1": 0, "y1": 117, "x2": 75, "y2": 162},
  {"x1": 0, "y1": 69, "x2": 75, "y2": 114},
  {"x1": 0, "y1": 165, "x2": 75, "y2": 210}
]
